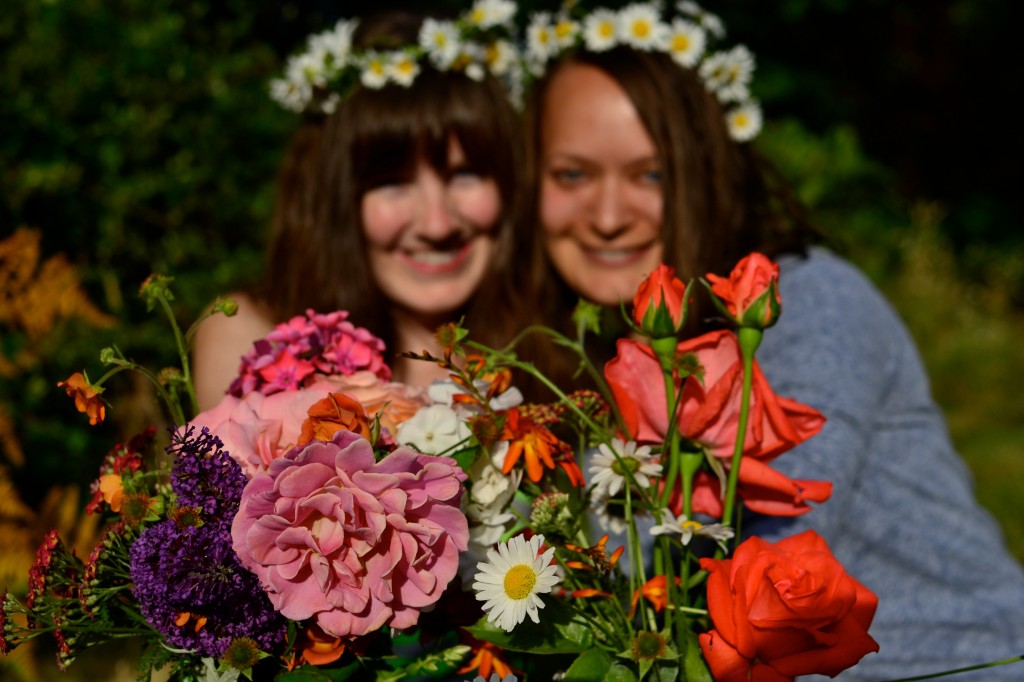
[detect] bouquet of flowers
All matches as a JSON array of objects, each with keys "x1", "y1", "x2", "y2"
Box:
[{"x1": 1, "y1": 257, "x2": 884, "y2": 681}]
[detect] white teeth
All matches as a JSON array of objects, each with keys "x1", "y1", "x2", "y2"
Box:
[
  {"x1": 588, "y1": 248, "x2": 639, "y2": 264},
  {"x1": 408, "y1": 250, "x2": 459, "y2": 265}
]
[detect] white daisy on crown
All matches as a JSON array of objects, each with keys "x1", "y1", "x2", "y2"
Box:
[
  {"x1": 523, "y1": 0, "x2": 763, "y2": 141},
  {"x1": 269, "y1": 0, "x2": 521, "y2": 115}
]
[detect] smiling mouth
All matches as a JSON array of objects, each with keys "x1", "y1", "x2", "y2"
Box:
[
  {"x1": 581, "y1": 243, "x2": 653, "y2": 267},
  {"x1": 400, "y1": 242, "x2": 473, "y2": 274}
]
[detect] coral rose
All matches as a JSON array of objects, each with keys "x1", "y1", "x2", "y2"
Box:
[
  {"x1": 632, "y1": 264, "x2": 688, "y2": 338},
  {"x1": 605, "y1": 332, "x2": 831, "y2": 516},
  {"x1": 705, "y1": 252, "x2": 781, "y2": 329},
  {"x1": 231, "y1": 430, "x2": 469, "y2": 638},
  {"x1": 699, "y1": 530, "x2": 879, "y2": 681}
]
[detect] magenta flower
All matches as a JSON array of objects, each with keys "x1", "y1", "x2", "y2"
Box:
[
  {"x1": 231, "y1": 430, "x2": 469, "y2": 638},
  {"x1": 229, "y1": 309, "x2": 390, "y2": 398}
]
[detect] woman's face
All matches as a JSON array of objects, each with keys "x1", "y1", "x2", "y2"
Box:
[
  {"x1": 361, "y1": 137, "x2": 500, "y2": 322},
  {"x1": 539, "y1": 62, "x2": 664, "y2": 306}
]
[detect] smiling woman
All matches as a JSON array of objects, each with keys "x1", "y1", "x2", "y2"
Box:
[{"x1": 192, "y1": 9, "x2": 524, "y2": 408}]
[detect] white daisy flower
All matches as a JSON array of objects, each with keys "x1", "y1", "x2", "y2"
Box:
[
  {"x1": 726, "y1": 100, "x2": 762, "y2": 142},
  {"x1": 322, "y1": 19, "x2": 356, "y2": 60},
  {"x1": 589, "y1": 494, "x2": 628, "y2": 536},
  {"x1": 666, "y1": 18, "x2": 705, "y2": 68},
  {"x1": 473, "y1": 534, "x2": 561, "y2": 632},
  {"x1": 468, "y1": 0, "x2": 517, "y2": 29},
  {"x1": 465, "y1": 61, "x2": 486, "y2": 82},
  {"x1": 396, "y1": 404, "x2": 471, "y2": 455},
  {"x1": 677, "y1": 1, "x2": 725, "y2": 39},
  {"x1": 359, "y1": 51, "x2": 390, "y2": 89},
  {"x1": 589, "y1": 438, "x2": 662, "y2": 498},
  {"x1": 582, "y1": 9, "x2": 619, "y2": 52},
  {"x1": 526, "y1": 12, "x2": 556, "y2": 69},
  {"x1": 618, "y1": 3, "x2": 665, "y2": 50},
  {"x1": 269, "y1": 77, "x2": 311, "y2": 113},
  {"x1": 419, "y1": 18, "x2": 461, "y2": 69},
  {"x1": 387, "y1": 52, "x2": 420, "y2": 87},
  {"x1": 319, "y1": 92, "x2": 341, "y2": 115},
  {"x1": 471, "y1": 674, "x2": 518, "y2": 682},
  {"x1": 485, "y1": 39, "x2": 518, "y2": 76},
  {"x1": 650, "y1": 512, "x2": 733, "y2": 547},
  {"x1": 552, "y1": 16, "x2": 580, "y2": 48},
  {"x1": 699, "y1": 45, "x2": 755, "y2": 102},
  {"x1": 291, "y1": 51, "x2": 327, "y2": 87}
]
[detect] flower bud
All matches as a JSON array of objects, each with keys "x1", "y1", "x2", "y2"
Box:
[
  {"x1": 705, "y1": 252, "x2": 781, "y2": 330},
  {"x1": 632, "y1": 264, "x2": 688, "y2": 339}
]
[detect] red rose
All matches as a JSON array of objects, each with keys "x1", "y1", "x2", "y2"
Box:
[
  {"x1": 605, "y1": 331, "x2": 830, "y2": 516},
  {"x1": 706, "y1": 252, "x2": 781, "y2": 329},
  {"x1": 632, "y1": 264, "x2": 688, "y2": 338},
  {"x1": 699, "y1": 530, "x2": 879, "y2": 681}
]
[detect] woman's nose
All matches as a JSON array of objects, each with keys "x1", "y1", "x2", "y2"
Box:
[
  {"x1": 591, "y1": 177, "x2": 631, "y2": 238},
  {"x1": 415, "y1": 170, "x2": 456, "y2": 240}
]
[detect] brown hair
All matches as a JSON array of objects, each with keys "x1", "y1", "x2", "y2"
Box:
[
  {"x1": 515, "y1": 48, "x2": 820, "y2": 397},
  {"x1": 256, "y1": 11, "x2": 525, "y2": 360}
]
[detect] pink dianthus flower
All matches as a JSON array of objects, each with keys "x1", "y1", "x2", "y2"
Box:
[{"x1": 231, "y1": 430, "x2": 469, "y2": 639}]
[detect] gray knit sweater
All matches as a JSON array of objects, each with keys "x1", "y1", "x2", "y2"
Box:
[{"x1": 748, "y1": 247, "x2": 1024, "y2": 681}]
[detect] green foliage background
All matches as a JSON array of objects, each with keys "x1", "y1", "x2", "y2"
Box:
[{"x1": 1, "y1": 1, "x2": 1021, "y2": 676}]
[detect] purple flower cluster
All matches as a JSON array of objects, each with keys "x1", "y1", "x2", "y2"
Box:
[
  {"x1": 129, "y1": 427, "x2": 286, "y2": 658},
  {"x1": 228, "y1": 308, "x2": 390, "y2": 398}
]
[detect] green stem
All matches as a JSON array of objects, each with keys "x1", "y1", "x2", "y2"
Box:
[
  {"x1": 880, "y1": 656, "x2": 1024, "y2": 682},
  {"x1": 720, "y1": 327, "x2": 762, "y2": 532},
  {"x1": 157, "y1": 293, "x2": 198, "y2": 419}
]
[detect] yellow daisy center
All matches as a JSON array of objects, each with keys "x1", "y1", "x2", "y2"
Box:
[
  {"x1": 396, "y1": 60, "x2": 415, "y2": 76},
  {"x1": 733, "y1": 113, "x2": 749, "y2": 127},
  {"x1": 504, "y1": 564, "x2": 538, "y2": 600},
  {"x1": 598, "y1": 21, "x2": 614, "y2": 38},
  {"x1": 470, "y1": 8, "x2": 486, "y2": 25},
  {"x1": 672, "y1": 34, "x2": 690, "y2": 52},
  {"x1": 632, "y1": 20, "x2": 651, "y2": 39},
  {"x1": 555, "y1": 21, "x2": 573, "y2": 39},
  {"x1": 683, "y1": 520, "x2": 703, "y2": 533}
]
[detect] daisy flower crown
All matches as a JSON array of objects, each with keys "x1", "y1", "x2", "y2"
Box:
[
  {"x1": 524, "y1": 1, "x2": 762, "y2": 142},
  {"x1": 270, "y1": 0, "x2": 522, "y2": 115}
]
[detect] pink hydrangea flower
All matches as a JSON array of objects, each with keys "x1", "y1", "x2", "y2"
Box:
[
  {"x1": 230, "y1": 309, "x2": 390, "y2": 398},
  {"x1": 231, "y1": 431, "x2": 469, "y2": 638}
]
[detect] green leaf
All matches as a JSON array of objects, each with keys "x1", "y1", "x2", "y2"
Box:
[
  {"x1": 681, "y1": 630, "x2": 713, "y2": 682},
  {"x1": 562, "y1": 649, "x2": 637, "y2": 682},
  {"x1": 274, "y1": 662, "x2": 364, "y2": 681},
  {"x1": 463, "y1": 598, "x2": 594, "y2": 654}
]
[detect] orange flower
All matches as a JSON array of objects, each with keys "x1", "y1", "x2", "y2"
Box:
[
  {"x1": 631, "y1": 575, "x2": 681, "y2": 614},
  {"x1": 458, "y1": 635, "x2": 517, "y2": 679},
  {"x1": 97, "y1": 474, "x2": 125, "y2": 512},
  {"x1": 298, "y1": 392, "x2": 373, "y2": 444},
  {"x1": 57, "y1": 372, "x2": 105, "y2": 425},
  {"x1": 298, "y1": 625, "x2": 346, "y2": 666},
  {"x1": 501, "y1": 408, "x2": 560, "y2": 482},
  {"x1": 564, "y1": 534, "x2": 624, "y2": 573}
]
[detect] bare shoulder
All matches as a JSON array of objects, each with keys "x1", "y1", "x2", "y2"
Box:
[{"x1": 192, "y1": 292, "x2": 276, "y2": 411}]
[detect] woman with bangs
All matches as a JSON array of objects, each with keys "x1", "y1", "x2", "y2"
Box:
[
  {"x1": 193, "y1": 9, "x2": 525, "y2": 408},
  {"x1": 516, "y1": 4, "x2": 1024, "y2": 680}
]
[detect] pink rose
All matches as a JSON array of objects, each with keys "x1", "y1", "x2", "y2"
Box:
[
  {"x1": 190, "y1": 376, "x2": 428, "y2": 478},
  {"x1": 231, "y1": 431, "x2": 469, "y2": 638},
  {"x1": 605, "y1": 331, "x2": 831, "y2": 516},
  {"x1": 319, "y1": 371, "x2": 430, "y2": 435},
  {"x1": 189, "y1": 382, "x2": 335, "y2": 478}
]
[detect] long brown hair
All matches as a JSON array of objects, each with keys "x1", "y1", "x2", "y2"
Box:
[
  {"x1": 256, "y1": 11, "x2": 525, "y2": 361},
  {"x1": 515, "y1": 48, "x2": 820, "y2": 398}
]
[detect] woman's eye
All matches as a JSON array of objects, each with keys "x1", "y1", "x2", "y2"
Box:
[
  {"x1": 640, "y1": 168, "x2": 662, "y2": 184},
  {"x1": 552, "y1": 168, "x2": 586, "y2": 185}
]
